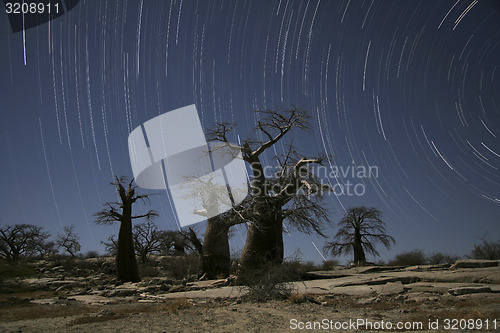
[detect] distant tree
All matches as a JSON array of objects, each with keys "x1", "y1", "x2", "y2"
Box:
[
  {"x1": 33, "y1": 240, "x2": 58, "y2": 258},
  {"x1": 468, "y1": 238, "x2": 500, "y2": 260},
  {"x1": 159, "y1": 230, "x2": 198, "y2": 256},
  {"x1": 132, "y1": 220, "x2": 165, "y2": 263},
  {"x1": 324, "y1": 207, "x2": 395, "y2": 266},
  {"x1": 94, "y1": 177, "x2": 158, "y2": 282},
  {"x1": 56, "y1": 225, "x2": 81, "y2": 257},
  {"x1": 0, "y1": 224, "x2": 51, "y2": 261},
  {"x1": 102, "y1": 224, "x2": 198, "y2": 263},
  {"x1": 389, "y1": 249, "x2": 427, "y2": 266},
  {"x1": 101, "y1": 235, "x2": 118, "y2": 256}
]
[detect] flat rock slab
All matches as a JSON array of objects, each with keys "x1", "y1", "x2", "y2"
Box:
[
  {"x1": 449, "y1": 286, "x2": 493, "y2": 295},
  {"x1": 380, "y1": 281, "x2": 404, "y2": 295},
  {"x1": 153, "y1": 286, "x2": 243, "y2": 299},
  {"x1": 30, "y1": 298, "x2": 61, "y2": 305},
  {"x1": 187, "y1": 279, "x2": 227, "y2": 289},
  {"x1": 67, "y1": 295, "x2": 117, "y2": 304},
  {"x1": 451, "y1": 260, "x2": 500, "y2": 269},
  {"x1": 328, "y1": 285, "x2": 379, "y2": 296}
]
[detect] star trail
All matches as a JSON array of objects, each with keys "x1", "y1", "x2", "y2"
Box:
[{"x1": 1, "y1": 0, "x2": 499, "y2": 262}]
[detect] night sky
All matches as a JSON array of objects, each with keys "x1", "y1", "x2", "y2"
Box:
[{"x1": 1, "y1": 0, "x2": 499, "y2": 264}]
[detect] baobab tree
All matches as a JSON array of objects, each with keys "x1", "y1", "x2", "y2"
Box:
[
  {"x1": 94, "y1": 177, "x2": 158, "y2": 282},
  {"x1": 183, "y1": 174, "x2": 243, "y2": 279},
  {"x1": 323, "y1": 206, "x2": 395, "y2": 266},
  {"x1": 206, "y1": 107, "x2": 331, "y2": 281}
]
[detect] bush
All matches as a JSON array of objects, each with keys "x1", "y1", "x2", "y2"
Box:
[
  {"x1": 160, "y1": 254, "x2": 199, "y2": 280},
  {"x1": 318, "y1": 260, "x2": 340, "y2": 270},
  {"x1": 468, "y1": 238, "x2": 500, "y2": 260},
  {"x1": 0, "y1": 260, "x2": 37, "y2": 280},
  {"x1": 389, "y1": 249, "x2": 427, "y2": 266},
  {"x1": 84, "y1": 251, "x2": 100, "y2": 259},
  {"x1": 240, "y1": 263, "x2": 297, "y2": 302},
  {"x1": 139, "y1": 264, "x2": 162, "y2": 278},
  {"x1": 428, "y1": 252, "x2": 459, "y2": 265}
]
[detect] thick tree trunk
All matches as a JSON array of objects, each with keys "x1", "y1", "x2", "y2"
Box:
[
  {"x1": 116, "y1": 214, "x2": 140, "y2": 283},
  {"x1": 200, "y1": 217, "x2": 230, "y2": 279},
  {"x1": 237, "y1": 209, "x2": 283, "y2": 283},
  {"x1": 353, "y1": 229, "x2": 366, "y2": 266},
  {"x1": 235, "y1": 158, "x2": 285, "y2": 282}
]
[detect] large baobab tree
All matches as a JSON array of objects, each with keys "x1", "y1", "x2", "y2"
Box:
[
  {"x1": 323, "y1": 206, "x2": 395, "y2": 266},
  {"x1": 94, "y1": 177, "x2": 158, "y2": 282},
  {"x1": 183, "y1": 176, "x2": 242, "y2": 279},
  {"x1": 207, "y1": 107, "x2": 331, "y2": 281}
]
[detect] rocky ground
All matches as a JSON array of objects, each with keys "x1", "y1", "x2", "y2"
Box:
[{"x1": 0, "y1": 259, "x2": 499, "y2": 332}]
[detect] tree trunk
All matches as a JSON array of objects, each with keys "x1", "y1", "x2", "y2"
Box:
[
  {"x1": 200, "y1": 217, "x2": 230, "y2": 279},
  {"x1": 139, "y1": 251, "x2": 148, "y2": 264},
  {"x1": 353, "y1": 228, "x2": 366, "y2": 266},
  {"x1": 116, "y1": 214, "x2": 140, "y2": 282},
  {"x1": 237, "y1": 209, "x2": 283, "y2": 283},
  {"x1": 235, "y1": 157, "x2": 285, "y2": 282}
]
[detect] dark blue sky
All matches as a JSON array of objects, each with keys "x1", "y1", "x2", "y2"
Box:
[{"x1": 1, "y1": 0, "x2": 499, "y2": 263}]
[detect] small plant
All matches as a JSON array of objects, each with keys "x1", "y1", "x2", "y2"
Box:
[
  {"x1": 319, "y1": 260, "x2": 339, "y2": 270},
  {"x1": 289, "y1": 292, "x2": 305, "y2": 304},
  {"x1": 163, "y1": 298, "x2": 193, "y2": 313}
]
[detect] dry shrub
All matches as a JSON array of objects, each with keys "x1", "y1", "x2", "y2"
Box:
[
  {"x1": 138, "y1": 264, "x2": 162, "y2": 277},
  {"x1": 469, "y1": 238, "x2": 500, "y2": 260},
  {"x1": 69, "y1": 299, "x2": 193, "y2": 326},
  {"x1": 160, "y1": 255, "x2": 199, "y2": 280},
  {"x1": 240, "y1": 263, "x2": 297, "y2": 302},
  {"x1": 389, "y1": 249, "x2": 427, "y2": 266},
  {"x1": 69, "y1": 314, "x2": 124, "y2": 326},
  {"x1": 289, "y1": 292, "x2": 305, "y2": 304}
]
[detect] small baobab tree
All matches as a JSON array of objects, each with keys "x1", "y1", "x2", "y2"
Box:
[
  {"x1": 94, "y1": 177, "x2": 158, "y2": 282},
  {"x1": 324, "y1": 206, "x2": 395, "y2": 266}
]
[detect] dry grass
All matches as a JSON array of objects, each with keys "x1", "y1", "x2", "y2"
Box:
[
  {"x1": 407, "y1": 298, "x2": 500, "y2": 323},
  {"x1": 113, "y1": 298, "x2": 193, "y2": 315},
  {"x1": 0, "y1": 291, "x2": 194, "y2": 325},
  {"x1": 68, "y1": 298, "x2": 194, "y2": 326},
  {"x1": 68, "y1": 314, "x2": 125, "y2": 326},
  {"x1": 288, "y1": 292, "x2": 305, "y2": 304},
  {"x1": 0, "y1": 302, "x2": 100, "y2": 322},
  {"x1": 0, "y1": 290, "x2": 101, "y2": 322}
]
